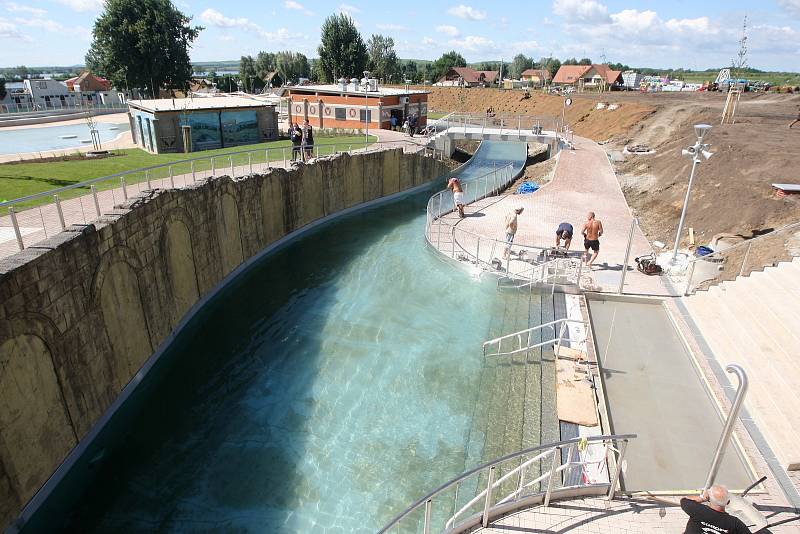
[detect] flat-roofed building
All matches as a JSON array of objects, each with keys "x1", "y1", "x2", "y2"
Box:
[
  {"x1": 287, "y1": 80, "x2": 429, "y2": 131},
  {"x1": 127, "y1": 96, "x2": 279, "y2": 154}
]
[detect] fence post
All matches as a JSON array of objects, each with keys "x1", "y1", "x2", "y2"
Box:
[
  {"x1": 248, "y1": 153, "x2": 253, "y2": 175},
  {"x1": 90, "y1": 185, "x2": 101, "y2": 217},
  {"x1": 191, "y1": 161, "x2": 196, "y2": 182},
  {"x1": 53, "y1": 195, "x2": 66, "y2": 230},
  {"x1": 121, "y1": 177, "x2": 128, "y2": 200},
  {"x1": 618, "y1": 217, "x2": 638, "y2": 294},
  {"x1": 482, "y1": 466, "x2": 496, "y2": 528},
  {"x1": 211, "y1": 157, "x2": 215, "y2": 177},
  {"x1": 229, "y1": 155, "x2": 234, "y2": 177},
  {"x1": 607, "y1": 439, "x2": 629, "y2": 500},
  {"x1": 266, "y1": 149, "x2": 270, "y2": 169},
  {"x1": 543, "y1": 447, "x2": 560, "y2": 507},
  {"x1": 145, "y1": 170, "x2": 151, "y2": 189},
  {"x1": 423, "y1": 498, "x2": 432, "y2": 534},
  {"x1": 8, "y1": 207, "x2": 24, "y2": 251},
  {"x1": 169, "y1": 166, "x2": 175, "y2": 188},
  {"x1": 283, "y1": 147, "x2": 287, "y2": 167}
]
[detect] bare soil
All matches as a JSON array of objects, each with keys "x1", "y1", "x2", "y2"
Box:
[{"x1": 431, "y1": 86, "x2": 800, "y2": 249}]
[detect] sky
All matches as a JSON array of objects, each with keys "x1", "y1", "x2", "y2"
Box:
[{"x1": 1, "y1": 0, "x2": 799, "y2": 71}]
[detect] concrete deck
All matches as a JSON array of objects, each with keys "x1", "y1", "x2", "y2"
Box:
[{"x1": 441, "y1": 135, "x2": 672, "y2": 296}]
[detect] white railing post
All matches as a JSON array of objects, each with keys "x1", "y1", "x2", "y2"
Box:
[
  {"x1": 283, "y1": 147, "x2": 287, "y2": 167},
  {"x1": 191, "y1": 161, "x2": 196, "y2": 182},
  {"x1": 91, "y1": 185, "x2": 101, "y2": 217},
  {"x1": 423, "y1": 498, "x2": 432, "y2": 534},
  {"x1": 169, "y1": 166, "x2": 175, "y2": 188},
  {"x1": 229, "y1": 155, "x2": 234, "y2": 177},
  {"x1": 704, "y1": 365, "x2": 748, "y2": 489},
  {"x1": 607, "y1": 439, "x2": 629, "y2": 500},
  {"x1": 248, "y1": 153, "x2": 253, "y2": 175},
  {"x1": 684, "y1": 260, "x2": 697, "y2": 296},
  {"x1": 53, "y1": 195, "x2": 66, "y2": 230},
  {"x1": 618, "y1": 217, "x2": 638, "y2": 294},
  {"x1": 739, "y1": 240, "x2": 753, "y2": 277},
  {"x1": 120, "y1": 177, "x2": 128, "y2": 200},
  {"x1": 145, "y1": 170, "x2": 151, "y2": 189},
  {"x1": 211, "y1": 157, "x2": 215, "y2": 176},
  {"x1": 482, "y1": 466, "x2": 496, "y2": 528},
  {"x1": 8, "y1": 207, "x2": 24, "y2": 251},
  {"x1": 543, "y1": 447, "x2": 560, "y2": 507},
  {"x1": 266, "y1": 149, "x2": 270, "y2": 169}
]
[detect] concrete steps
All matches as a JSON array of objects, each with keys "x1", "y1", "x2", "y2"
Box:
[{"x1": 683, "y1": 258, "x2": 800, "y2": 470}]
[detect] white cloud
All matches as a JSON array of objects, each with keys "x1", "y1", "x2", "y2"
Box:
[
  {"x1": 338, "y1": 3, "x2": 360, "y2": 15},
  {"x1": 447, "y1": 5, "x2": 486, "y2": 20},
  {"x1": 422, "y1": 36, "x2": 436, "y2": 45},
  {"x1": 436, "y1": 24, "x2": 460, "y2": 37},
  {"x1": 449, "y1": 35, "x2": 494, "y2": 52},
  {"x1": 778, "y1": 0, "x2": 800, "y2": 18},
  {"x1": 5, "y1": 2, "x2": 47, "y2": 17},
  {"x1": 512, "y1": 39, "x2": 540, "y2": 52},
  {"x1": 0, "y1": 17, "x2": 26, "y2": 39},
  {"x1": 218, "y1": 34, "x2": 234, "y2": 42},
  {"x1": 55, "y1": 0, "x2": 103, "y2": 13},
  {"x1": 200, "y1": 8, "x2": 304, "y2": 42},
  {"x1": 552, "y1": 0, "x2": 609, "y2": 23},
  {"x1": 376, "y1": 23, "x2": 407, "y2": 31},
  {"x1": 284, "y1": 0, "x2": 313, "y2": 16},
  {"x1": 15, "y1": 16, "x2": 64, "y2": 32}
]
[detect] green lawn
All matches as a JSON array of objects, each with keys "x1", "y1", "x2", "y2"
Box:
[
  {"x1": 427, "y1": 111, "x2": 450, "y2": 120},
  {"x1": 1, "y1": 135, "x2": 375, "y2": 209}
]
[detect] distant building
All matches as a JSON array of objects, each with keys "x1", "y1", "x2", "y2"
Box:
[
  {"x1": 520, "y1": 68, "x2": 552, "y2": 87},
  {"x1": 552, "y1": 64, "x2": 623, "y2": 91},
  {"x1": 477, "y1": 70, "x2": 500, "y2": 85},
  {"x1": 64, "y1": 72, "x2": 112, "y2": 92},
  {"x1": 127, "y1": 96, "x2": 279, "y2": 154},
  {"x1": 621, "y1": 71, "x2": 643, "y2": 90},
  {"x1": 436, "y1": 67, "x2": 486, "y2": 87},
  {"x1": 287, "y1": 79, "x2": 429, "y2": 130}
]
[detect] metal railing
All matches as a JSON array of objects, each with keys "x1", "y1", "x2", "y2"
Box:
[
  {"x1": 482, "y1": 318, "x2": 587, "y2": 359},
  {"x1": 0, "y1": 101, "x2": 128, "y2": 116},
  {"x1": 377, "y1": 434, "x2": 635, "y2": 534},
  {"x1": 682, "y1": 219, "x2": 800, "y2": 295},
  {"x1": 435, "y1": 112, "x2": 562, "y2": 138},
  {"x1": 1, "y1": 139, "x2": 439, "y2": 257}
]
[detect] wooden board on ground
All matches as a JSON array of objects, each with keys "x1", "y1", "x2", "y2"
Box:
[
  {"x1": 556, "y1": 345, "x2": 586, "y2": 361},
  {"x1": 557, "y1": 359, "x2": 598, "y2": 427}
]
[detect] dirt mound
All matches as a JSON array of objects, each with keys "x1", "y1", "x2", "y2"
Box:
[{"x1": 424, "y1": 87, "x2": 655, "y2": 141}]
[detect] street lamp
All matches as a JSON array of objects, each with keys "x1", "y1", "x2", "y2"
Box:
[
  {"x1": 362, "y1": 70, "x2": 371, "y2": 146},
  {"x1": 672, "y1": 124, "x2": 713, "y2": 263}
]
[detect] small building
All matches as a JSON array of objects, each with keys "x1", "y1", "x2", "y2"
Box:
[
  {"x1": 286, "y1": 80, "x2": 429, "y2": 131},
  {"x1": 621, "y1": 71, "x2": 643, "y2": 90},
  {"x1": 65, "y1": 72, "x2": 112, "y2": 92},
  {"x1": 436, "y1": 67, "x2": 485, "y2": 87},
  {"x1": 127, "y1": 96, "x2": 279, "y2": 154},
  {"x1": 23, "y1": 78, "x2": 125, "y2": 109},
  {"x1": 520, "y1": 68, "x2": 552, "y2": 87},
  {"x1": 477, "y1": 70, "x2": 500, "y2": 86},
  {"x1": 552, "y1": 64, "x2": 623, "y2": 91}
]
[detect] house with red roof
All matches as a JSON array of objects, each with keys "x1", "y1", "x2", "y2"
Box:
[
  {"x1": 436, "y1": 67, "x2": 494, "y2": 87},
  {"x1": 520, "y1": 68, "x2": 552, "y2": 87},
  {"x1": 65, "y1": 71, "x2": 112, "y2": 92},
  {"x1": 552, "y1": 64, "x2": 622, "y2": 91}
]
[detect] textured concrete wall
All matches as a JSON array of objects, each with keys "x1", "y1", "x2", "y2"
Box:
[{"x1": 0, "y1": 149, "x2": 448, "y2": 529}]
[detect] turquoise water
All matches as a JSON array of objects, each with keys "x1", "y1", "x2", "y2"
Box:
[
  {"x1": 29, "y1": 142, "x2": 538, "y2": 533},
  {"x1": 0, "y1": 122, "x2": 130, "y2": 155}
]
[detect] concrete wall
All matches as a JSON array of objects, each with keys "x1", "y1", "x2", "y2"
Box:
[{"x1": 0, "y1": 149, "x2": 448, "y2": 530}]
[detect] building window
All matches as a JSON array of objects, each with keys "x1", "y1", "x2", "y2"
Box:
[
  {"x1": 359, "y1": 109, "x2": 372, "y2": 122},
  {"x1": 334, "y1": 107, "x2": 346, "y2": 120}
]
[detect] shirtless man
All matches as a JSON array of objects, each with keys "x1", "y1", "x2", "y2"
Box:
[
  {"x1": 448, "y1": 177, "x2": 465, "y2": 218},
  {"x1": 582, "y1": 211, "x2": 603, "y2": 267},
  {"x1": 503, "y1": 207, "x2": 524, "y2": 259}
]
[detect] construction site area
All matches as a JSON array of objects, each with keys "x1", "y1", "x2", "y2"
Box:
[{"x1": 426, "y1": 86, "x2": 800, "y2": 255}]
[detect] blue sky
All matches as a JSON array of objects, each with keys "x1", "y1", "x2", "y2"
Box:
[{"x1": 1, "y1": 0, "x2": 799, "y2": 70}]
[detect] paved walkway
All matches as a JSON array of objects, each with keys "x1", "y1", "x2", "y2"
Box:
[
  {"x1": 442, "y1": 136, "x2": 672, "y2": 296},
  {"x1": 0, "y1": 131, "x2": 431, "y2": 260}
]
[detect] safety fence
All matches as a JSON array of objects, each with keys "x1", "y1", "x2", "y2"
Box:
[
  {"x1": 0, "y1": 101, "x2": 128, "y2": 116},
  {"x1": 0, "y1": 139, "x2": 439, "y2": 259}
]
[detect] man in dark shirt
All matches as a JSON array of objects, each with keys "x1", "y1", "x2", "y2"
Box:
[
  {"x1": 681, "y1": 485, "x2": 751, "y2": 534},
  {"x1": 556, "y1": 222, "x2": 573, "y2": 250}
]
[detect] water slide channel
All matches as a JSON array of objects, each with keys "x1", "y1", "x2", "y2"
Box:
[{"x1": 24, "y1": 142, "x2": 548, "y2": 533}]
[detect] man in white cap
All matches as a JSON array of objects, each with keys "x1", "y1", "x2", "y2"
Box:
[
  {"x1": 503, "y1": 207, "x2": 524, "y2": 259},
  {"x1": 680, "y1": 484, "x2": 750, "y2": 534}
]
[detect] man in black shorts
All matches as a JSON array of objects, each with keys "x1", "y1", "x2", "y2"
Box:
[
  {"x1": 680, "y1": 485, "x2": 750, "y2": 534},
  {"x1": 581, "y1": 211, "x2": 603, "y2": 267},
  {"x1": 555, "y1": 222, "x2": 573, "y2": 250}
]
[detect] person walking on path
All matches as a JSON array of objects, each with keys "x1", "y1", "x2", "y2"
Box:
[
  {"x1": 555, "y1": 222, "x2": 573, "y2": 250},
  {"x1": 680, "y1": 485, "x2": 750, "y2": 534},
  {"x1": 303, "y1": 120, "x2": 314, "y2": 160},
  {"x1": 581, "y1": 211, "x2": 603, "y2": 267},
  {"x1": 448, "y1": 177, "x2": 465, "y2": 218},
  {"x1": 290, "y1": 123, "x2": 302, "y2": 161},
  {"x1": 503, "y1": 207, "x2": 524, "y2": 259}
]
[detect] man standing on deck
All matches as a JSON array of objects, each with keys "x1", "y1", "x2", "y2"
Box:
[
  {"x1": 680, "y1": 485, "x2": 751, "y2": 534},
  {"x1": 582, "y1": 212, "x2": 603, "y2": 267},
  {"x1": 503, "y1": 207, "x2": 524, "y2": 259},
  {"x1": 448, "y1": 177, "x2": 465, "y2": 218}
]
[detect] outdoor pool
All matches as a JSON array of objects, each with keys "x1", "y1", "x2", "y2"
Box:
[{"x1": 0, "y1": 122, "x2": 130, "y2": 156}]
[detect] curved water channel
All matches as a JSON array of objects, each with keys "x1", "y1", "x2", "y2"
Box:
[{"x1": 30, "y1": 142, "x2": 539, "y2": 532}]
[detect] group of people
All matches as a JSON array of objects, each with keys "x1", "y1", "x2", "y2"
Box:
[
  {"x1": 553, "y1": 212, "x2": 604, "y2": 267},
  {"x1": 390, "y1": 114, "x2": 420, "y2": 136},
  {"x1": 289, "y1": 120, "x2": 314, "y2": 162}
]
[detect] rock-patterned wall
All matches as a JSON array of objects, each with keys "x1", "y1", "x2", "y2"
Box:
[{"x1": 0, "y1": 149, "x2": 447, "y2": 529}]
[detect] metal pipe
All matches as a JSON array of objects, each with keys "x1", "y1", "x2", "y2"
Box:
[
  {"x1": 482, "y1": 466, "x2": 496, "y2": 528},
  {"x1": 283, "y1": 147, "x2": 286, "y2": 167},
  {"x1": 169, "y1": 166, "x2": 175, "y2": 188},
  {"x1": 423, "y1": 498, "x2": 432, "y2": 534},
  {"x1": 54, "y1": 195, "x2": 65, "y2": 229},
  {"x1": 618, "y1": 217, "x2": 638, "y2": 294},
  {"x1": 121, "y1": 177, "x2": 128, "y2": 200},
  {"x1": 739, "y1": 241, "x2": 753, "y2": 277},
  {"x1": 607, "y1": 439, "x2": 628, "y2": 500},
  {"x1": 704, "y1": 365, "x2": 748, "y2": 489},
  {"x1": 146, "y1": 170, "x2": 151, "y2": 189},
  {"x1": 91, "y1": 185, "x2": 101, "y2": 217},
  {"x1": 191, "y1": 161, "x2": 196, "y2": 182},
  {"x1": 672, "y1": 155, "x2": 701, "y2": 262},
  {"x1": 9, "y1": 207, "x2": 24, "y2": 251},
  {"x1": 211, "y1": 157, "x2": 215, "y2": 176},
  {"x1": 543, "y1": 447, "x2": 560, "y2": 506},
  {"x1": 230, "y1": 155, "x2": 234, "y2": 177},
  {"x1": 248, "y1": 153, "x2": 253, "y2": 175},
  {"x1": 684, "y1": 260, "x2": 697, "y2": 296}
]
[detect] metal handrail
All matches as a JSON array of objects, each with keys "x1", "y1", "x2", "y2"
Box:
[
  {"x1": 483, "y1": 317, "x2": 587, "y2": 358},
  {"x1": 377, "y1": 434, "x2": 636, "y2": 534}
]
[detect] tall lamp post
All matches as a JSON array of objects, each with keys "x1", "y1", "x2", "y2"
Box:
[
  {"x1": 672, "y1": 124, "x2": 713, "y2": 263},
  {"x1": 362, "y1": 70, "x2": 371, "y2": 147}
]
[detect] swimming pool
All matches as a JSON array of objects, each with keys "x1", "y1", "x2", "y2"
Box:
[
  {"x1": 23, "y1": 143, "x2": 550, "y2": 533},
  {"x1": 0, "y1": 122, "x2": 130, "y2": 155}
]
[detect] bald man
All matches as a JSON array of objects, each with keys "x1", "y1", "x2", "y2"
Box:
[{"x1": 680, "y1": 485, "x2": 750, "y2": 534}]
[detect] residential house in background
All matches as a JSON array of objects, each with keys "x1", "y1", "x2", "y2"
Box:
[
  {"x1": 64, "y1": 72, "x2": 111, "y2": 92},
  {"x1": 436, "y1": 67, "x2": 486, "y2": 87},
  {"x1": 552, "y1": 64, "x2": 623, "y2": 91},
  {"x1": 520, "y1": 68, "x2": 552, "y2": 87}
]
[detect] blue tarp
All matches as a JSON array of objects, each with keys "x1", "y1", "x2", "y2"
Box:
[{"x1": 517, "y1": 182, "x2": 539, "y2": 194}]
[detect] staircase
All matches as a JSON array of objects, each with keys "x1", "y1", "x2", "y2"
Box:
[{"x1": 682, "y1": 257, "x2": 800, "y2": 471}]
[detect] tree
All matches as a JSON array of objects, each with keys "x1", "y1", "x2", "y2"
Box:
[
  {"x1": 255, "y1": 51, "x2": 276, "y2": 79},
  {"x1": 544, "y1": 58, "x2": 561, "y2": 79},
  {"x1": 509, "y1": 54, "x2": 534, "y2": 79},
  {"x1": 239, "y1": 55, "x2": 257, "y2": 92},
  {"x1": 0, "y1": 78, "x2": 6, "y2": 101},
  {"x1": 578, "y1": 57, "x2": 592, "y2": 65},
  {"x1": 86, "y1": 0, "x2": 201, "y2": 96},
  {"x1": 563, "y1": 58, "x2": 578, "y2": 66},
  {"x1": 275, "y1": 51, "x2": 310, "y2": 84},
  {"x1": 432, "y1": 50, "x2": 467, "y2": 80},
  {"x1": 317, "y1": 13, "x2": 367, "y2": 82},
  {"x1": 366, "y1": 34, "x2": 399, "y2": 82}
]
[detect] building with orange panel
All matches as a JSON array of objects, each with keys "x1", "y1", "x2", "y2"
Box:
[{"x1": 287, "y1": 80, "x2": 429, "y2": 131}]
